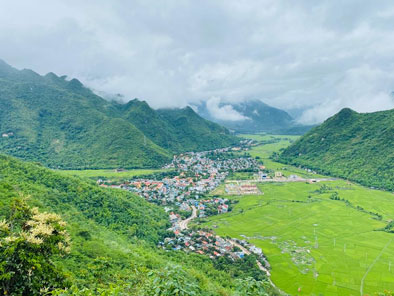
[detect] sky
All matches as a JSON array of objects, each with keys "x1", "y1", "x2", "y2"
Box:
[{"x1": 1, "y1": 0, "x2": 394, "y2": 124}]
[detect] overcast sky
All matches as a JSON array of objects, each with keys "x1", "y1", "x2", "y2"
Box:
[{"x1": 1, "y1": 0, "x2": 394, "y2": 123}]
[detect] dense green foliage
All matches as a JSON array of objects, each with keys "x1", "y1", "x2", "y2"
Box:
[
  {"x1": 0, "y1": 200, "x2": 71, "y2": 295},
  {"x1": 0, "y1": 60, "x2": 237, "y2": 169},
  {"x1": 0, "y1": 154, "x2": 273, "y2": 295},
  {"x1": 278, "y1": 108, "x2": 394, "y2": 191},
  {"x1": 157, "y1": 107, "x2": 237, "y2": 152},
  {"x1": 120, "y1": 100, "x2": 237, "y2": 153},
  {"x1": 0, "y1": 154, "x2": 169, "y2": 243}
]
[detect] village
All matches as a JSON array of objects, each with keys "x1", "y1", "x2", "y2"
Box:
[
  {"x1": 95, "y1": 144, "x2": 274, "y2": 275},
  {"x1": 95, "y1": 142, "x2": 331, "y2": 274},
  {"x1": 97, "y1": 146, "x2": 261, "y2": 218},
  {"x1": 159, "y1": 229, "x2": 270, "y2": 275}
]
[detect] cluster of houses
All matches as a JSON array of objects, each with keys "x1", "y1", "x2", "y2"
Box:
[
  {"x1": 97, "y1": 145, "x2": 273, "y2": 273},
  {"x1": 101, "y1": 149, "x2": 260, "y2": 217},
  {"x1": 161, "y1": 230, "x2": 243, "y2": 259},
  {"x1": 124, "y1": 171, "x2": 227, "y2": 206},
  {"x1": 170, "y1": 197, "x2": 231, "y2": 225},
  {"x1": 160, "y1": 229, "x2": 270, "y2": 271},
  {"x1": 164, "y1": 149, "x2": 260, "y2": 174}
]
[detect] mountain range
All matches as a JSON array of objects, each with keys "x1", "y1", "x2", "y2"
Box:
[
  {"x1": 0, "y1": 60, "x2": 237, "y2": 169},
  {"x1": 278, "y1": 107, "x2": 394, "y2": 191},
  {"x1": 196, "y1": 99, "x2": 313, "y2": 134}
]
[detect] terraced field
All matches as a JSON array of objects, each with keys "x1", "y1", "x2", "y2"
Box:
[{"x1": 204, "y1": 135, "x2": 394, "y2": 295}]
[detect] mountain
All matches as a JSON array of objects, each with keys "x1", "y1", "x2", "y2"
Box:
[
  {"x1": 0, "y1": 60, "x2": 237, "y2": 169},
  {"x1": 196, "y1": 99, "x2": 312, "y2": 134},
  {"x1": 157, "y1": 107, "x2": 235, "y2": 152},
  {"x1": 117, "y1": 99, "x2": 236, "y2": 153},
  {"x1": 278, "y1": 108, "x2": 394, "y2": 191},
  {"x1": 0, "y1": 154, "x2": 275, "y2": 294}
]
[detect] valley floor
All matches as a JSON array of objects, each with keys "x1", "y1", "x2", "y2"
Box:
[
  {"x1": 61, "y1": 134, "x2": 394, "y2": 295},
  {"x1": 202, "y1": 134, "x2": 394, "y2": 296}
]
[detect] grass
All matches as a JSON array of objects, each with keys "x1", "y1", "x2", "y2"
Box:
[
  {"x1": 57, "y1": 168, "x2": 170, "y2": 180},
  {"x1": 202, "y1": 134, "x2": 394, "y2": 295}
]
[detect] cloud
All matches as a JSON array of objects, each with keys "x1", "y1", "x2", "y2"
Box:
[
  {"x1": 0, "y1": 0, "x2": 394, "y2": 122},
  {"x1": 298, "y1": 65, "x2": 394, "y2": 123},
  {"x1": 206, "y1": 97, "x2": 250, "y2": 121}
]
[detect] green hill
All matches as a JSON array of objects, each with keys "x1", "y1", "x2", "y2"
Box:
[
  {"x1": 278, "y1": 108, "x2": 394, "y2": 191},
  {"x1": 0, "y1": 60, "x2": 237, "y2": 169},
  {"x1": 117, "y1": 99, "x2": 236, "y2": 153},
  {"x1": 0, "y1": 154, "x2": 274, "y2": 295},
  {"x1": 157, "y1": 107, "x2": 236, "y2": 152}
]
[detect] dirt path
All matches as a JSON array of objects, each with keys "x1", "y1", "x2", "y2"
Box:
[{"x1": 360, "y1": 238, "x2": 392, "y2": 296}]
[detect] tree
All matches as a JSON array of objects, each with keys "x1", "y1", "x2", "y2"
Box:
[
  {"x1": 0, "y1": 199, "x2": 71, "y2": 295},
  {"x1": 235, "y1": 277, "x2": 270, "y2": 296}
]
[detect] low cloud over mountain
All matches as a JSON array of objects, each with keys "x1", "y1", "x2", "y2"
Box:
[
  {"x1": 206, "y1": 97, "x2": 250, "y2": 122},
  {"x1": 1, "y1": 0, "x2": 394, "y2": 123}
]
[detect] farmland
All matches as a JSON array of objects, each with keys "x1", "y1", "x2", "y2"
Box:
[{"x1": 203, "y1": 134, "x2": 394, "y2": 295}]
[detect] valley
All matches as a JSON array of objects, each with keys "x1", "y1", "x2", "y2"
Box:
[
  {"x1": 2, "y1": 3, "x2": 394, "y2": 295},
  {"x1": 200, "y1": 135, "x2": 394, "y2": 295},
  {"x1": 63, "y1": 133, "x2": 394, "y2": 295}
]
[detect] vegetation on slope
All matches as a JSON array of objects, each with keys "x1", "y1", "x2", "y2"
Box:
[
  {"x1": 277, "y1": 108, "x2": 394, "y2": 191},
  {"x1": 0, "y1": 60, "x2": 237, "y2": 169},
  {"x1": 0, "y1": 154, "x2": 273, "y2": 295},
  {"x1": 0, "y1": 200, "x2": 71, "y2": 295},
  {"x1": 0, "y1": 60, "x2": 170, "y2": 169},
  {"x1": 157, "y1": 107, "x2": 237, "y2": 152},
  {"x1": 118, "y1": 99, "x2": 237, "y2": 153}
]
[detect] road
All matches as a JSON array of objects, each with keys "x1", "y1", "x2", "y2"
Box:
[
  {"x1": 179, "y1": 206, "x2": 197, "y2": 230},
  {"x1": 228, "y1": 239, "x2": 287, "y2": 295},
  {"x1": 228, "y1": 239, "x2": 271, "y2": 276}
]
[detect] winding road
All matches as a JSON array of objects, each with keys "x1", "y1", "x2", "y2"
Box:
[{"x1": 179, "y1": 206, "x2": 197, "y2": 230}]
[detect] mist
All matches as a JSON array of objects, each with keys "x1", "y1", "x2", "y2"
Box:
[{"x1": 1, "y1": 0, "x2": 394, "y2": 123}]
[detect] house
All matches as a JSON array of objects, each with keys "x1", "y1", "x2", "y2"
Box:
[
  {"x1": 275, "y1": 171, "x2": 282, "y2": 178},
  {"x1": 249, "y1": 246, "x2": 263, "y2": 255},
  {"x1": 169, "y1": 213, "x2": 178, "y2": 223}
]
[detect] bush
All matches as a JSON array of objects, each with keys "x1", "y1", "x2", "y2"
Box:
[{"x1": 0, "y1": 199, "x2": 71, "y2": 295}]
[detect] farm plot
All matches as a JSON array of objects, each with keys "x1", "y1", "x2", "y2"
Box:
[
  {"x1": 204, "y1": 181, "x2": 394, "y2": 295},
  {"x1": 203, "y1": 134, "x2": 394, "y2": 295}
]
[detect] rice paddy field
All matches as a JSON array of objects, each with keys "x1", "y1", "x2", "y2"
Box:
[{"x1": 204, "y1": 134, "x2": 394, "y2": 295}]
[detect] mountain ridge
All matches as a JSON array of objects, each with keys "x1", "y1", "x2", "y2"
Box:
[
  {"x1": 278, "y1": 107, "x2": 394, "y2": 191},
  {"x1": 0, "y1": 60, "x2": 237, "y2": 169}
]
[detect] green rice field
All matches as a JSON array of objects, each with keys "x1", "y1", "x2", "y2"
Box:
[{"x1": 204, "y1": 134, "x2": 394, "y2": 295}]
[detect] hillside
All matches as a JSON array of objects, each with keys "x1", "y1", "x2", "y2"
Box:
[
  {"x1": 0, "y1": 154, "x2": 274, "y2": 295},
  {"x1": 157, "y1": 107, "x2": 236, "y2": 152},
  {"x1": 278, "y1": 108, "x2": 394, "y2": 191},
  {"x1": 117, "y1": 99, "x2": 237, "y2": 152},
  {"x1": 196, "y1": 99, "x2": 312, "y2": 134},
  {"x1": 0, "y1": 60, "x2": 237, "y2": 169}
]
